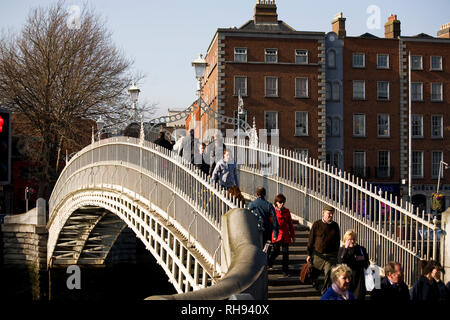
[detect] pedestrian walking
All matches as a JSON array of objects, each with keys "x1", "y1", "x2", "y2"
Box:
[
  {"x1": 211, "y1": 149, "x2": 239, "y2": 190},
  {"x1": 248, "y1": 186, "x2": 279, "y2": 249},
  {"x1": 268, "y1": 194, "x2": 295, "y2": 276},
  {"x1": 307, "y1": 204, "x2": 340, "y2": 294},
  {"x1": 194, "y1": 142, "x2": 210, "y2": 176},
  {"x1": 153, "y1": 131, "x2": 173, "y2": 150},
  {"x1": 337, "y1": 230, "x2": 370, "y2": 300}
]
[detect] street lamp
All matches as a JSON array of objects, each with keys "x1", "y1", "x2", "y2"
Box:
[
  {"x1": 436, "y1": 160, "x2": 449, "y2": 194},
  {"x1": 128, "y1": 83, "x2": 140, "y2": 122},
  {"x1": 96, "y1": 116, "x2": 105, "y2": 141},
  {"x1": 237, "y1": 90, "x2": 246, "y2": 139},
  {"x1": 191, "y1": 54, "x2": 208, "y2": 134}
]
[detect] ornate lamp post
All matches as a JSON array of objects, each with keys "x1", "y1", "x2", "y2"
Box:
[
  {"x1": 191, "y1": 54, "x2": 208, "y2": 134},
  {"x1": 128, "y1": 83, "x2": 140, "y2": 122},
  {"x1": 96, "y1": 115, "x2": 105, "y2": 141}
]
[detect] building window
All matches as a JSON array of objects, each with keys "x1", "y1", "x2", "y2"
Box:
[
  {"x1": 352, "y1": 53, "x2": 365, "y2": 68},
  {"x1": 377, "y1": 151, "x2": 390, "y2": 178},
  {"x1": 265, "y1": 77, "x2": 278, "y2": 97},
  {"x1": 295, "y1": 112, "x2": 308, "y2": 136},
  {"x1": 332, "y1": 117, "x2": 340, "y2": 137},
  {"x1": 295, "y1": 50, "x2": 308, "y2": 64},
  {"x1": 411, "y1": 82, "x2": 423, "y2": 101},
  {"x1": 377, "y1": 114, "x2": 390, "y2": 137},
  {"x1": 353, "y1": 113, "x2": 366, "y2": 137},
  {"x1": 412, "y1": 114, "x2": 423, "y2": 138},
  {"x1": 432, "y1": 151, "x2": 443, "y2": 178},
  {"x1": 411, "y1": 55, "x2": 423, "y2": 70},
  {"x1": 431, "y1": 83, "x2": 443, "y2": 101},
  {"x1": 377, "y1": 81, "x2": 390, "y2": 100},
  {"x1": 295, "y1": 77, "x2": 308, "y2": 98},
  {"x1": 234, "y1": 76, "x2": 247, "y2": 96},
  {"x1": 332, "y1": 82, "x2": 340, "y2": 101},
  {"x1": 265, "y1": 48, "x2": 278, "y2": 63},
  {"x1": 412, "y1": 151, "x2": 424, "y2": 178},
  {"x1": 431, "y1": 115, "x2": 443, "y2": 138},
  {"x1": 430, "y1": 56, "x2": 442, "y2": 71},
  {"x1": 326, "y1": 82, "x2": 331, "y2": 101},
  {"x1": 353, "y1": 80, "x2": 365, "y2": 100},
  {"x1": 265, "y1": 111, "x2": 278, "y2": 135},
  {"x1": 234, "y1": 48, "x2": 247, "y2": 62},
  {"x1": 327, "y1": 49, "x2": 336, "y2": 68},
  {"x1": 377, "y1": 54, "x2": 389, "y2": 69},
  {"x1": 353, "y1": 151, "x2": 366, "y2": 177}
]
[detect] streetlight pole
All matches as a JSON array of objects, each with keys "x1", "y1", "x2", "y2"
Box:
[
  {"x1": 128, "y1": 83, "x2": 140, "y2": 123},
  {"x1": 408, "y1": 51, "x2": 412, "y2": 204},
  {"x1": 192, "y1": 54, "x2": 208, "y2": 138}
]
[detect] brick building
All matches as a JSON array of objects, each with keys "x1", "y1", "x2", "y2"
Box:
[{"x1": 188, "y1": 0, "x2": 450, "y2": 212}]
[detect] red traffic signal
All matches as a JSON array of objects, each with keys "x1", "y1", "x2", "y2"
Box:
[{"x1": 0, "y1": 115, "x2": 4, "y2": 133}]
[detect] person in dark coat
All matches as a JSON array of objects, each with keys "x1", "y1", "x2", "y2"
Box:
[
  {"x1": 153, "y1": 131, "x2": 173, "y2": 151},
  {"x1": 370, "y1": 262, "x2": 410, "y2": 301},
  {"x1": 337, "y1": 230, "x2": 370, "y2": 300},
  {"x1": 207, "y1": 134, "x2": 226, "y2": 177},
  {"x1": 248, "y1": 186, "x2": 279, "y2": 246},
  {"x1": 194, "y1": 143, "x2": 210, "y2": 176},
  {"x1": 411, "y1": 260, "x2": 443, "y2": 301}
]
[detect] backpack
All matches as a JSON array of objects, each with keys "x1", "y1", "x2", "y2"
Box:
[{"x1": 299, "y1": 262, "x2": 313, "y2": 284}]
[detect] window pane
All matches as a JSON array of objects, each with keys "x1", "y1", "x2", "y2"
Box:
[
  {"x1": 328, "y1": 50, "x2": 336, "y2": 68},
  {"x1": 234, "y1": 48, "x2": 247, "y2": 62},
  {"x1": 412, "y1": 151, "x2": 423, "y2": 177},
  {"x1": 412, "y1": 115, "x2": 423, "y2": 137},
  {"x1": 353, "y1": 114, "x2": 365, "y2": 136},
  {"x1": 431, "y1": 56, "x2": 442, "y2": 70},
  {"x1": 378, "y1": 114, "x2": 390, "y2": 136},
  {"x1": 377, "y1": 81, "x2": 389, "y2": 100},
  {"x1": 234, "y1": 77, "x2": 247, "y2": 96},
  {"x1": 296, "y1": 78, "x2": 308, "y2": 97},
  {"x1": 353, "y1": 53, "x2": 365, "y2": 67},
  {"x1": 431, "y1": 83, "x2": 443, "y2": 101},
  {"x1": 411, "y1": 55, "x2": 422, "y2": 70},
  {"x1": 354, "y1": 151, "x2": 366, "y2": 177},
  {"x1": 353, "y1": 81, "x2": 365, "y2": 99},
  {"x1": 377, "y1": 54, "x2": 389, "y2": 68},
  {"x1": 378, "y1": 151, "x2": 390, "y2": 177},
  {"x1": 432, "y1": 151, "x2": 443, "y2": 177},
  {"x1": 295, "y1": 112, "x2": 308, "y2": 136},
  {"x1": 265, "y1": 77, "x2": 278, "y2": 97},
  {"x1": 431, "y1": 115, "x2": 443, "y2": 138},
  {"x1": 296, "y1": 50, "x2": 308, "y2": 64},
  {"x1": 265, "y1": 49, "x2": 277, "y2": 63},
  {"x1": 265, "y1": 112, "x2": 278, "y2": 133},
  {"x1": 411, "y1": 83, "x2": 423, "y2": 101}
]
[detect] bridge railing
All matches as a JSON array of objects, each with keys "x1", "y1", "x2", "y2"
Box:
[
  {"x1": 225, "y1": 138, "x2": 441, "y2": 286},
  {"x1": 49, "y1": 137, "x2": 244, "y2": 271}
]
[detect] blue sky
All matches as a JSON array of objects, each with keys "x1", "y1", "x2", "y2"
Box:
[{"x1": 1, "y1": 0, "x2": 449, "y2": 118}]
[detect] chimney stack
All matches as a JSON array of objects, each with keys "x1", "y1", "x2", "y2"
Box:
[
  {"x1": 385, "y1": 14, "x2": 401, "y2": 38},
  {"x1": 437, "y1": 23, "x2": 450, "y2": 39},
  {"x1": 254, "y1": 0, "x2": 278, "y2": 24},
  {"x1": 331, "y1": 12, "x2": 346, "y2": 38}
]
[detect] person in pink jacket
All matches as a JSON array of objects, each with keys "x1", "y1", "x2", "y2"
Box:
[{"x1": 268, "y1": 193, "x2": 296, "y2": 276}]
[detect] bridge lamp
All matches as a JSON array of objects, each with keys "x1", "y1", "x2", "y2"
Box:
[
  {"x1": 191, "y1": 54, "x2": 208, "y2": 134},
  {"x1": 96, "y1": 115, "x2": 105, "y2": 141},
  {"x1": 128, "y1": 83, "x2": 140, "y2": 122}
]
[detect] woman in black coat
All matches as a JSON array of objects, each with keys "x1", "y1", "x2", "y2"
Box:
[
  {"x1": 411, "y1": 260, "x2": 442, "y2": 301},
  {"x1": 338, "y1": 230, "x2": 370, "y2": 300}
]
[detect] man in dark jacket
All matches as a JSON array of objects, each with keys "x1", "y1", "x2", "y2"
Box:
[
  {"x1": 371, "y1": 262, "x2": 410, "y2": 300},
  {"x1": 248, "y1": 186, "x2": 279, "y2": 248},
  {"x1": 153, "y1": 131, "x2": 173, "y2": 151},
  {"x1": 307, "y1": 205, "x2": 340, "y2": 294}
]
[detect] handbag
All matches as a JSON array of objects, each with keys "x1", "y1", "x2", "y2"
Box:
[
  {"x1": 299, "y1": 262, "x2": 313, "y2": 284},
  {"x1": 364, "y1": 266, "x2": 375, "y2": 291}
]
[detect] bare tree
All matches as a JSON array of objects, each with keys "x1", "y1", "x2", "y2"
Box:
[{"x1": 0, "y1": 1, "x2": 151, "y2": 197}]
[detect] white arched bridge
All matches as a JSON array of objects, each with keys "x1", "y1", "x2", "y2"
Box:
[{"x1": 47, "y1": 136, "x2": 444, "y2": 299}]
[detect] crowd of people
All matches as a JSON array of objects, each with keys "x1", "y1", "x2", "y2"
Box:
[{"x1": 153, "y1": 129, "x2": 450, "y2": 302}]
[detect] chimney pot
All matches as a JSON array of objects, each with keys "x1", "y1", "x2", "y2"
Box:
[
  {"x1": 437, "y1": 22, "x2": 450, "y2": 38},
  {"x1": 385, "y1": 14, "x2": 401, "y2": 38},
  {"x1": 331, "y1": 12, "x2": 346, "y2": 38}
]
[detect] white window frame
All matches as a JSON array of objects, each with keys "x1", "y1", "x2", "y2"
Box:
[
  {"x1": 412, "y1": 114, "x2": 423, "y2": 138},
  {"x1": 431, "y1": 83, "x2": 443, "y2": 101},
  {"x1": 352, "y1": 53, "x2": 365, "y2": 68},
  {"x1": 295, "y1": 49, "x2": 308, "y2": 64},
  {"x1": 377, "y1": 54, "x2": 389, "y2": 69},
  {"x1": 431, "y1": 115, "x2": 443, "y2": 138},
  {"x1": 377, "y1": 81, "x2": 390, "y2": 100},
  {"x1": 377, "y1": 114, "x2": 390, "y2": 137},
  {"x1": 412, "y1": 151, "x2": 424, "y2": 178},
  {"x1": 264, "y1": 77, "x2": 278, "y2": 97},
  {"x1": 234, "y1": 48, "x2": 247, "y2": 63},
  {"x1": 265, "y1": 48, "x2": 278, "y2": 63},
  {"x1": 353, "y1": 80, "x2": 365, "y2": 100},
  {"x1": 430, "y1": 56, "x2": 443, "y2": 71},
  {"x1": 411, "y1": 82, "x2": 423, "y2": 101},
  {"x1": 432, "y1": 151, "x2": 443, "y2": 178},
  {"x1": 411, "y1": 55, "x2": 423, "y2": 70},
  {"x1": 264, "y1": 111, "x2": 278, "y2": 136},
  {"x1": 353, "y1": 113, "x2": 366, "y2": 137},
  {"x1": 295, "y1": 77, "x2": 309, "y2": 98},
  {"x1": 295, "y1": 111, "x2": 308, "y2": 136},
  {"x1": 234, "y1": 76, "x2": 247, "y2": 96}
]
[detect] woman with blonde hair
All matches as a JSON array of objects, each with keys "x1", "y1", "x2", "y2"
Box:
[
  {"x1": 320, "y1": 264, "x2": 355, "y2": 300},
  {"x1": 337, "y1": 230, "x2": 369, "y2": 300}
]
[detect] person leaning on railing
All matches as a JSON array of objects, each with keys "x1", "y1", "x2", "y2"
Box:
[{"x1": 307, "y1": 205, "x2": 340, "y2": 294}]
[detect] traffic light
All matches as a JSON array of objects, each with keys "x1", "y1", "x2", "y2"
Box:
[{"x1": 0, "y1": 108, "x2": 11, "y2": 185}]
